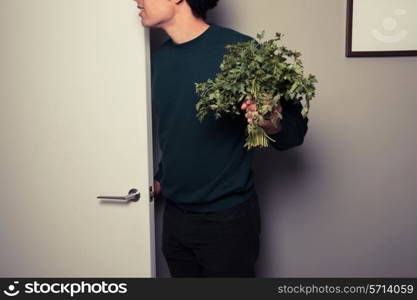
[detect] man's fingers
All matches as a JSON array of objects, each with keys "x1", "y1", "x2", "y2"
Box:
[
  {"x1": 273, "y1": 106, "x2": 283, "y2": 119},
  {"x1": 242, "y1": 100, "x2": 283, "y2": 123},
  {"x1": 245, "y1": 99, "x2": 255, "y2": 106},
  {"x1": 243, "y1": 100, "x2": 282, "y2": 113}
]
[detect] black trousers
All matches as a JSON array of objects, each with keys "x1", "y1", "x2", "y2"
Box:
[{"x1": 162, "y1": 192, "x2": 261, "y2": 277}]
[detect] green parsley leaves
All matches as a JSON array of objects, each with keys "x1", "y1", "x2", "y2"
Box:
[{"x1": 195, "y1": 31, "x2": 318, "y2": 149}]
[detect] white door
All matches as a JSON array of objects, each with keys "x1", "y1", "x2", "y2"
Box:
[{"x1": 0, "y1": 0, "x2": 156, "y2": 277}]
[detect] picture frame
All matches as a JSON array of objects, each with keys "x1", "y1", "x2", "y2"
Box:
[{"x1": 346, "y1": 0, "x2": 417, "y2": 57}]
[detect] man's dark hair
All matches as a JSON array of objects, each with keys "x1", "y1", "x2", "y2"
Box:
[{"x1": 177, "y1": 0, "x2": 220, "y2": 20}]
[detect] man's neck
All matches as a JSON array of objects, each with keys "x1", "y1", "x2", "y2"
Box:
[{"x1": 161, "y1": 17, "x2": 210, "y2": 45}]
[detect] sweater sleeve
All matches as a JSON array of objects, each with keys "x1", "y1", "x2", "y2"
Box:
[
  {"x1": 154, "y1": 160, "x2": 163, "y2": 182},
  {"x1": 268, "y1": 101, "x2": 308, "y2": 151}
]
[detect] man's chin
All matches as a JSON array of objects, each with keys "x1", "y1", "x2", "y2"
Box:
[
  {"x1": 140, "y1": 17, "x2": 166, "y2": 29},
  {"x1": 141, "y1": 20, "x2": 158, "y2": 29}
]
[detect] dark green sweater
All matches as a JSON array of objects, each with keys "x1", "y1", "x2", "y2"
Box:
[{"x1": 151, "y1": 22, "x2": 308, "y2": 212}]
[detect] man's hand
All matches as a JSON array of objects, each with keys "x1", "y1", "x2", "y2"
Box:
[
  {"x1": 240, "y1": 99, "x2": 283, "y2": 135},
  {"x1": 151, "y1": 180, "x2": 161, "y2": 198}
]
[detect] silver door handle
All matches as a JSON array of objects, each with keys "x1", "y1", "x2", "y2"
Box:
[{"x1": 97, "y1": 188, "x2": 140, "y2": 202}]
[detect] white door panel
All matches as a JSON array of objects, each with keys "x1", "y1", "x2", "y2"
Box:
[{"x1": 0, "y1": 0, "x2": 155, "y2": 277}]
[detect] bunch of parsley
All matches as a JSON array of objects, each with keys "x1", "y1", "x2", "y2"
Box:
[{"x1": 194, "y1": 31, "x2": 318, "y2": 149}]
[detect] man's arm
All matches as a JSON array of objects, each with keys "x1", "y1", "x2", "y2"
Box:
[{"x1": 268, "y1": 101, "x2": 308, "y2": 151}]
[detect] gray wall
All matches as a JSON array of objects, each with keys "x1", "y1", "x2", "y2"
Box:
[{"x1": 152, "y1": 0, "x2": 417, "y2": 277}]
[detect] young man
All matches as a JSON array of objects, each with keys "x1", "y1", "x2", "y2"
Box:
[{"x1": 135, "y1": 0, "x2": 308, "y2": 277}]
